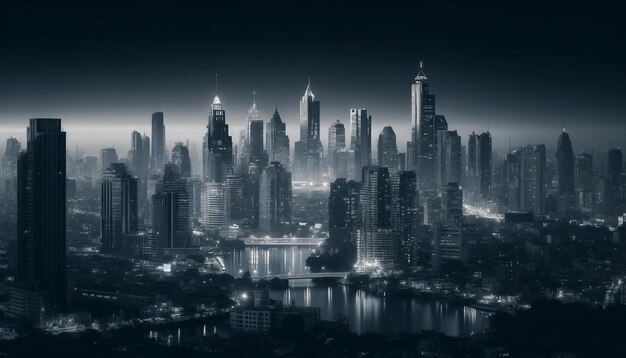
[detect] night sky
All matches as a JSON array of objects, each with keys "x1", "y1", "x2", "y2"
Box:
[{"x1": 1, "y1": 0, "x2": 625, "y2": 156}]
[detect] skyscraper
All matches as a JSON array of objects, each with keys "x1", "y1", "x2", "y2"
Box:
[
  {"x1": 171, "y1": 142, "x2": 192, "y2": 177},
  {"x1": 152, "y1": 164, "x2": 190, "y2": 249},
  {"x1": 436, "y1": 130, "x2": 462, "y2": 190},
  {"x1": 101, "y1": 163, "x2": 138, "y2": 254},
  {"x1": 411, "y1": 62, "x2": 436, "y2": 191},
  {"x1": 574, "y1": 153, "x2": 593, "y2": 210},
  {"x1": 556, "y1": 130, "x2": 575, "y2": 210},
  {"x1": 2, "y1": 137, "x2": 21, "y2": 195},
  {"x1": 259, "y1": 162, "x2": 292, "y2": 234},
  {"x1": 350, "y1": 108, "x2": 372, "y2": 171},
  {"x1": 294, "y1": 79, "x2": 322, "y2": 182},
  {"x1": 328, "y1": 178, "x2": 360, "y2": 246},
  {"x1": 607, "y1": 149, "x2": 623, "y2": 214},
  {"x1": 151, "y1": 112, "x2": 165, "y2": 174},
  {"x1": 245, "y1": 95, "x2": 268, "y2": 171},
  {"x1": 433, "y1": 182, "x2": 465, "y2": 269},
  {"x1": 100, "y1": 147, "x2": 118, "y2": 172},
  {"x1": 225, "y1": 174, "x2": 255, "y2": 228},
  {"x1": 394, "y1": 171, "x2": 419, "y2": 269},
  {"x1": 266, "y1": 108, "x2": 290, "y2": 169},
  {"x1": 203, "y1": 94, "x2": 233, "y2": 183},
  {"x1": 328, "y1": 120, "x2": 346, "y2": 179},
  {"x1": 519, "y1": 144, "x2": 546, "y2": 214},
  {"x1": 358, "y1": 166, "x2": 396, "y2": 269},
  {"x1": 17, "y1": 118, "x2": 67, "y2": 312},
  {"x1": 201, "y1": 182, "x2": 226, "y2": 231},
  {"x1": 477, "y1": 132, "x2": 492, "y2": 197},
  {"x1": 377, "y1": 126, "x2": 398, "y2": 176}
]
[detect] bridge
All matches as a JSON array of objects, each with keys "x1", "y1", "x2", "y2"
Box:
[
  {"x1": 244, "y1": 237, "x2": 324, "y2": 246},
  {"x1": 252, "y1": 272, "x2": 350, "y2": 281}
]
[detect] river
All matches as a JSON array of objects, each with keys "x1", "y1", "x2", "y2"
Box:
[{"x1": 222, "y1": 246, "x2": 489, "y2": 337}]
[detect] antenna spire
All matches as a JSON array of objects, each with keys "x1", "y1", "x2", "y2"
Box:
[
  {"x1": 215, "y1": 73, "x2": 218, "y2": 94},
  {"x1": 253, "y1": 91, "x2": 256, "y2": 105}
]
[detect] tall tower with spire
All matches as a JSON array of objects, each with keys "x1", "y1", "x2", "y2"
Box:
[
  {"x1": 245, "y1": 92, "x2": 267, "y2": 171},
  {"x1": 203, "y1": 85, "x2": 233, "y2": 183},
  {"x1": 294, "y1": 78, "x2": 322, "y2": 182},
  {"x1": 411, "y1": 62, "x2": 436, "y2": 191}
]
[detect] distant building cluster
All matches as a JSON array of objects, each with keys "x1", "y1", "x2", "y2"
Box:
[{"x1": 5, "y1": 64, "x2": 626, "y2": 327}]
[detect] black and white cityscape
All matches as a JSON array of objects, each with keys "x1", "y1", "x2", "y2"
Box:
[{"x1": 1, "y1": 0, "x2": 626, "y2": 357}]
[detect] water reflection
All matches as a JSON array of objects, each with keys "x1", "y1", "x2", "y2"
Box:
[{"x1": 222, "y1": 246, "x2": 489, "y2": 337}]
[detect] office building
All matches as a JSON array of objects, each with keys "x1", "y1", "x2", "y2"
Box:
[
  {"x1": 152, "y1": 164, "x2": 190, "y2": 248},
  {"x1": 294, "y1": 79, "x2": 322, "y2": 182},
  {"x1": 100, "y1": 147, "x2": 118, "y2": 172},
  {"x1": 411, "y1": 62, "x2": 436, "y2": 191},
  {"x1": 556, "y1": 130, "x2": 575, "y2": 210},
  {"x1": 171, "y1": 142, "x2": 191, "y2": 177},
  {"x1": 358, "y1": 166, "x2": 396, "y2": 269},
  {"x1": 436, "y1": 130, "x2": 461, "y2": 191},
  {"x1": 203, "y1": 94, "x2": 233, "y2": 183},
  {"x1": 16, "y1": 118, "x2": 67, "y2": 314},
  {"x1": 266, "y1": 108, "x2": 290, "y2": 169},
  {"x1": 328, "y1": 178, "x2": 360, "y2": 246},
  {"x1": 201, "y1": 182, "x2": 226, "y2": 231},
  {"x1": 101, "y1": 163, "x2": 138, "y2": 254},
  {"x1": 377, "y1": 126, "x2": 398, "y2": 176},
  {"x1": 151, "y1": 112, "x2": 165, "y2": 173},
  {"x1": 328, "y1": 119, "x2": 346, "y2": 179},
  {"x1": 259, "y1": 162, "x2": 292, "y2": 234}
]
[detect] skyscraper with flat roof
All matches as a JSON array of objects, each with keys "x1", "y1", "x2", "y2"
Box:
[
  {"x1": 101, "y1": 163, "x2": 138, "y2": 254},
  {"x1": 17, "y1": 118, "x2": 67, "y2": 312},
  {"x1": 151, "y1": 112, "x2": 165, "y2": 174}
]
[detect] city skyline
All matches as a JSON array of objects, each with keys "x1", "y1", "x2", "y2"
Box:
[{"x1": 2, "y1": 1, "x2": 626, "y2": 355}]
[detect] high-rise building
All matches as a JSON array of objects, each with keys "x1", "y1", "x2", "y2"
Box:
[
  {"x1": 101, "y1": 163, "x2": 138, "y2": 254},
  {"x1": 201, "y1": 182, "x2": 226, "y2": 231},
  {"x1": 225, "y1": 174, "x2": 255, "y2": 228},
  {"x1": 441, "y1": 182, "x2": 463, "y2": 227},
  {"x1": 328, "y1": 178, "x2": 360, "y2": 246},
  {"x1": 519, "y1": 144, "x2": 546, "y2": 214},
  {"x1": 2, "y1": 137, "x2": 21, "y2": 195},
  {"x1": 394, "y1": 171, "x2": 419, "y2": 269},
  {"x1": 100, "y1": 147, "x2": 118, "y2": 172},
  {"x1": 16, "y1": 118, "x2": 67, "y2": 312},
  {"x1": 556, "y1": 130, "x2": 575, "y2": 210},
  {"x1": 171, "y1": 142, "x2": 191, "y2": 177},
  {"x1": 607, "y1": 149, "x2": 623, "y2": 214},
  {"x1": 349, "y1": 108, "x2": 372, "y2": 172},
  {"x1": 411, "y1": 62, "x2": 436, "y2": 191},
  {"x1": 328, "y1": 120, "x2": 346, "y2": 179},
  {"x1": 151, "y1": 112, "x2": 165, "y2": 174},
  {"x1": 294, "y1": 79, "x2": 322, "y2": 182},
  {"x1": 575, "y1": 153, "x2": 594, "y2": 210},
  {"x1": 152, "y1": 164, "x2": 190, "y2": 249},
  {"x1": 259, "y1": 162, "x2": 292, "y2": 234},
  {"x1": 436, "y1": 130, "x2": 462, "y2": 191},
  {"x1": 244, "y1": 96, "x2": 268, "y2": 172},
  {"x1": 377, "y1": 126, "x2": 398, "y2": 176},
  {"x1": 505, "y1": 151, "x2": 521, "y2": 211},
  {"x1": 266, "y1": 108, "x2": 290, "y2": 169},
  {"x1": 203, "y1": 94, "x2": 233, "y2": 183},
  {"x1": 358, "y1": 166, "x2": 396, "y2": 269},
  {"x1": 477, "y1": 132, "x2": 492, "y2": 197}
]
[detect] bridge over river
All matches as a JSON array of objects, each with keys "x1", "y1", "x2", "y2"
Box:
[
  {"x1": 251, "y1": 272, "x2": 350, "y2": 281},
  {"x1": 243, "y1": 237, "x2": 324, "y2": 246}
]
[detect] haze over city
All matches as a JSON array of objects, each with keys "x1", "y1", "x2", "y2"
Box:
[
  {"x1": 1, "y1": 1, "x2": 626, "y2": 357},
  {"x1": 2, "y1": 0, "x2": 625, "y2": 154}
]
